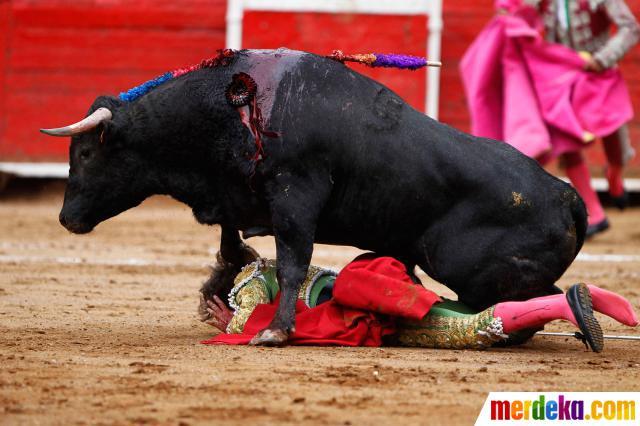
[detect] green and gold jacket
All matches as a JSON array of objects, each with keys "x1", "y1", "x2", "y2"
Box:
[{"x1": 226, "y1": 259, "x2": 336, "y2": 333}]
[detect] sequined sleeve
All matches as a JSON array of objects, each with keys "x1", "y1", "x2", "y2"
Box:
[
  {"x1": 225, "y1": 259, "x2": 335, "y2": 333},
  {"x1": 495, "y1": 0, "x2": 540, "y2": 14},
  {"x1": 594, "y1": 0, "x2": 640, "y2": 68},
  {"x1": 227, "y1": 277, "x2": 271, "y2": 334}
]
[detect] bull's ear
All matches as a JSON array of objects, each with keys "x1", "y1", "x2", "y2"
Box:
[
  {"x1": 92, "y1": 96, "x2": 126, "y2": 146},
  {"x1": 98, "y1": 119, "x2": 125, "y2": 147}
]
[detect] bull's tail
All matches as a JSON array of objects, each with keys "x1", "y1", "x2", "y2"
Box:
[{"x1": 571, "y1": 192, "x2": 588, "y2": 257}]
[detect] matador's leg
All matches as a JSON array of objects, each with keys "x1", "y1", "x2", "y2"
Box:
[{"x1": 396, "y1": 284, "x2": 607, "y2": 352}]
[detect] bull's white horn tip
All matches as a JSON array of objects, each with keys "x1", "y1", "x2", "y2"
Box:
[{"x1": 40, "y1": 128, "x2": 66, "y2": 136}]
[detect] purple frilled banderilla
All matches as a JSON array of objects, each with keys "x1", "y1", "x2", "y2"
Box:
[{"x1": 328, "y1": 50, "x2": 442, "y2": 70}]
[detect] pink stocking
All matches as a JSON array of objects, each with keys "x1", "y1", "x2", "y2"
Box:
[
  {"x1": 494, "y1": 294, "x2": 576, "y2": 333},
  {"x1": 605, "y1": 165, "x2": 624, "y2": 198},
  {"x1": 588, "y1": 285, "x2": 639, "y2": 327},
  {"x1": 563, "y1": 152, "x2": 606, "y2": 225},
  {"x1": 603, "y1": 132, "x2": 625, "y2": 197}
]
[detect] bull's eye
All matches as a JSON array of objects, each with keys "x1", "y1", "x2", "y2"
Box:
[{"x1": 79, "y1": 149, "x2": 91, "y2": 161}]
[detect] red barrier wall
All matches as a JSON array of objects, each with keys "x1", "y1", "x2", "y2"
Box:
[
  {"x1": 0, "y1": 0, "x2": 227, "y2": 161},
  {"x1": 1, "y1": 0, "x2": 639, "y2": 174}
]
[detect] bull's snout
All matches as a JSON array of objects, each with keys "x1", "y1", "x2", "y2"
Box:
[{"x1": 59, "y1": 211, "x2": 93, "y2": 234}]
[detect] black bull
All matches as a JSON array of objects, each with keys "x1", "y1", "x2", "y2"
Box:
[{"x1": 42, "y1": 49, "x2": 586, "y2": 345}]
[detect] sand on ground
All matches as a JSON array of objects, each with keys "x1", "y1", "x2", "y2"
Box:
[{"x1": 1, "y1": 180, "x2": 639, "y2": 425}]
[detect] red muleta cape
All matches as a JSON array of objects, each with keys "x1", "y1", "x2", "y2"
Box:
[{"x1": 201, "y1": 254, "x2": 442, "y2": 346}]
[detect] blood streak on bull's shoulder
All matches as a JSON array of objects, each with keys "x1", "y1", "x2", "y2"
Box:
[
  {"x1": 117, "y1": 48, "x2": 281, "y2": 168},
  {"x1": 225, "y1": 71, "x2": 279, "y2": 165},
  {"x1": 116, "y1": 48, "x2": 436, "y2": 166}
]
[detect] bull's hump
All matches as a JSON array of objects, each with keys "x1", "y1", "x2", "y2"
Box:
[{"x1": 241, "y1": 48, "x2": 310, "y2": 125}]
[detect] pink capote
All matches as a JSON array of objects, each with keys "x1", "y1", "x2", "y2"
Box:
[{"x1": 460, "y1": 3, "x2": 633, "y2": 162}]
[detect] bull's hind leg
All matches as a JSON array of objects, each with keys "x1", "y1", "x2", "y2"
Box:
[
  {"x1": 415, "y1": 233, "x2": 573, "y2": 311},
  {"x1": 456, "y1": 260, "x2": 563, "y2": 311},
  {"x1": 417, "y1": 255, "x2": 566, "y2": 347}
]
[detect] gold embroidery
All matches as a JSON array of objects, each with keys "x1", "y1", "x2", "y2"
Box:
[
  {"x1": 396, "y1": 307, "x2": 505, "y2": 350},
  {"x1": 227, "y1": 278, "x2": 270, "y2": 334},
  {"x1": 298, "y1": 264, "x2": 331, "y2": 305},
  {"x1": 227, "y1": 259, "x2": 335, "y2": 333}
]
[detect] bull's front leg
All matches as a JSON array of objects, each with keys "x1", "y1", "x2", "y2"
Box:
[
  {"x1": 248, "y1": 231, "x2": 312, "y2": 345},
  {"x1": 219, "y1": 225, "x2": 259, "y2": 267},
  {"x1": 249, "y1": 172, "x2": 329, "y2": 346}
]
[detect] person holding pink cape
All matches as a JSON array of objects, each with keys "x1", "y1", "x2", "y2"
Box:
[{"x1": 461, "y1": 0, "x2": 639, "y2": 237}]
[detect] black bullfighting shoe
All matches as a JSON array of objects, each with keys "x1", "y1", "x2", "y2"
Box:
[
  {"x1": 566, "y1": 283, "x2": 604, "y2": 353},
  {"x1": 585, "y1": 218, "x2": 610, "y2": 239},
  {"x1": 611, "y1": 190, "x2": 629, "y2": 211}
]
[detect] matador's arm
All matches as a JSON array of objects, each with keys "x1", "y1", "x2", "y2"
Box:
[{"x1": 594, "y1": 0, "x2": 640, "y2": 68}]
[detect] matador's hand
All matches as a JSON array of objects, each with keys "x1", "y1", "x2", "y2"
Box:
[
  {"x1": 206, "y1": 295, "x2": 234, "y2": 331},
  {"x1": 584, "y1": 57, "x2": 604, "y2": 73},
  {"x1": 579, "y1": 51, "x2": 604, "y2": 73}
]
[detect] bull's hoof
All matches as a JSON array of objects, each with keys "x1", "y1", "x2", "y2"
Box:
[{"x1": 249, "y1": 328, "x2": 289, "y2": 346}]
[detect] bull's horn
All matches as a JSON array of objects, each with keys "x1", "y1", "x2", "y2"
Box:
[{"x1": 40, "y1": 107, "x2": 113, "y2": 137}]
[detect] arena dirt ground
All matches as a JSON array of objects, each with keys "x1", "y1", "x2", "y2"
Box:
[{"x1": 1, "y1": 180, "x2": 639, "y2": 425}]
